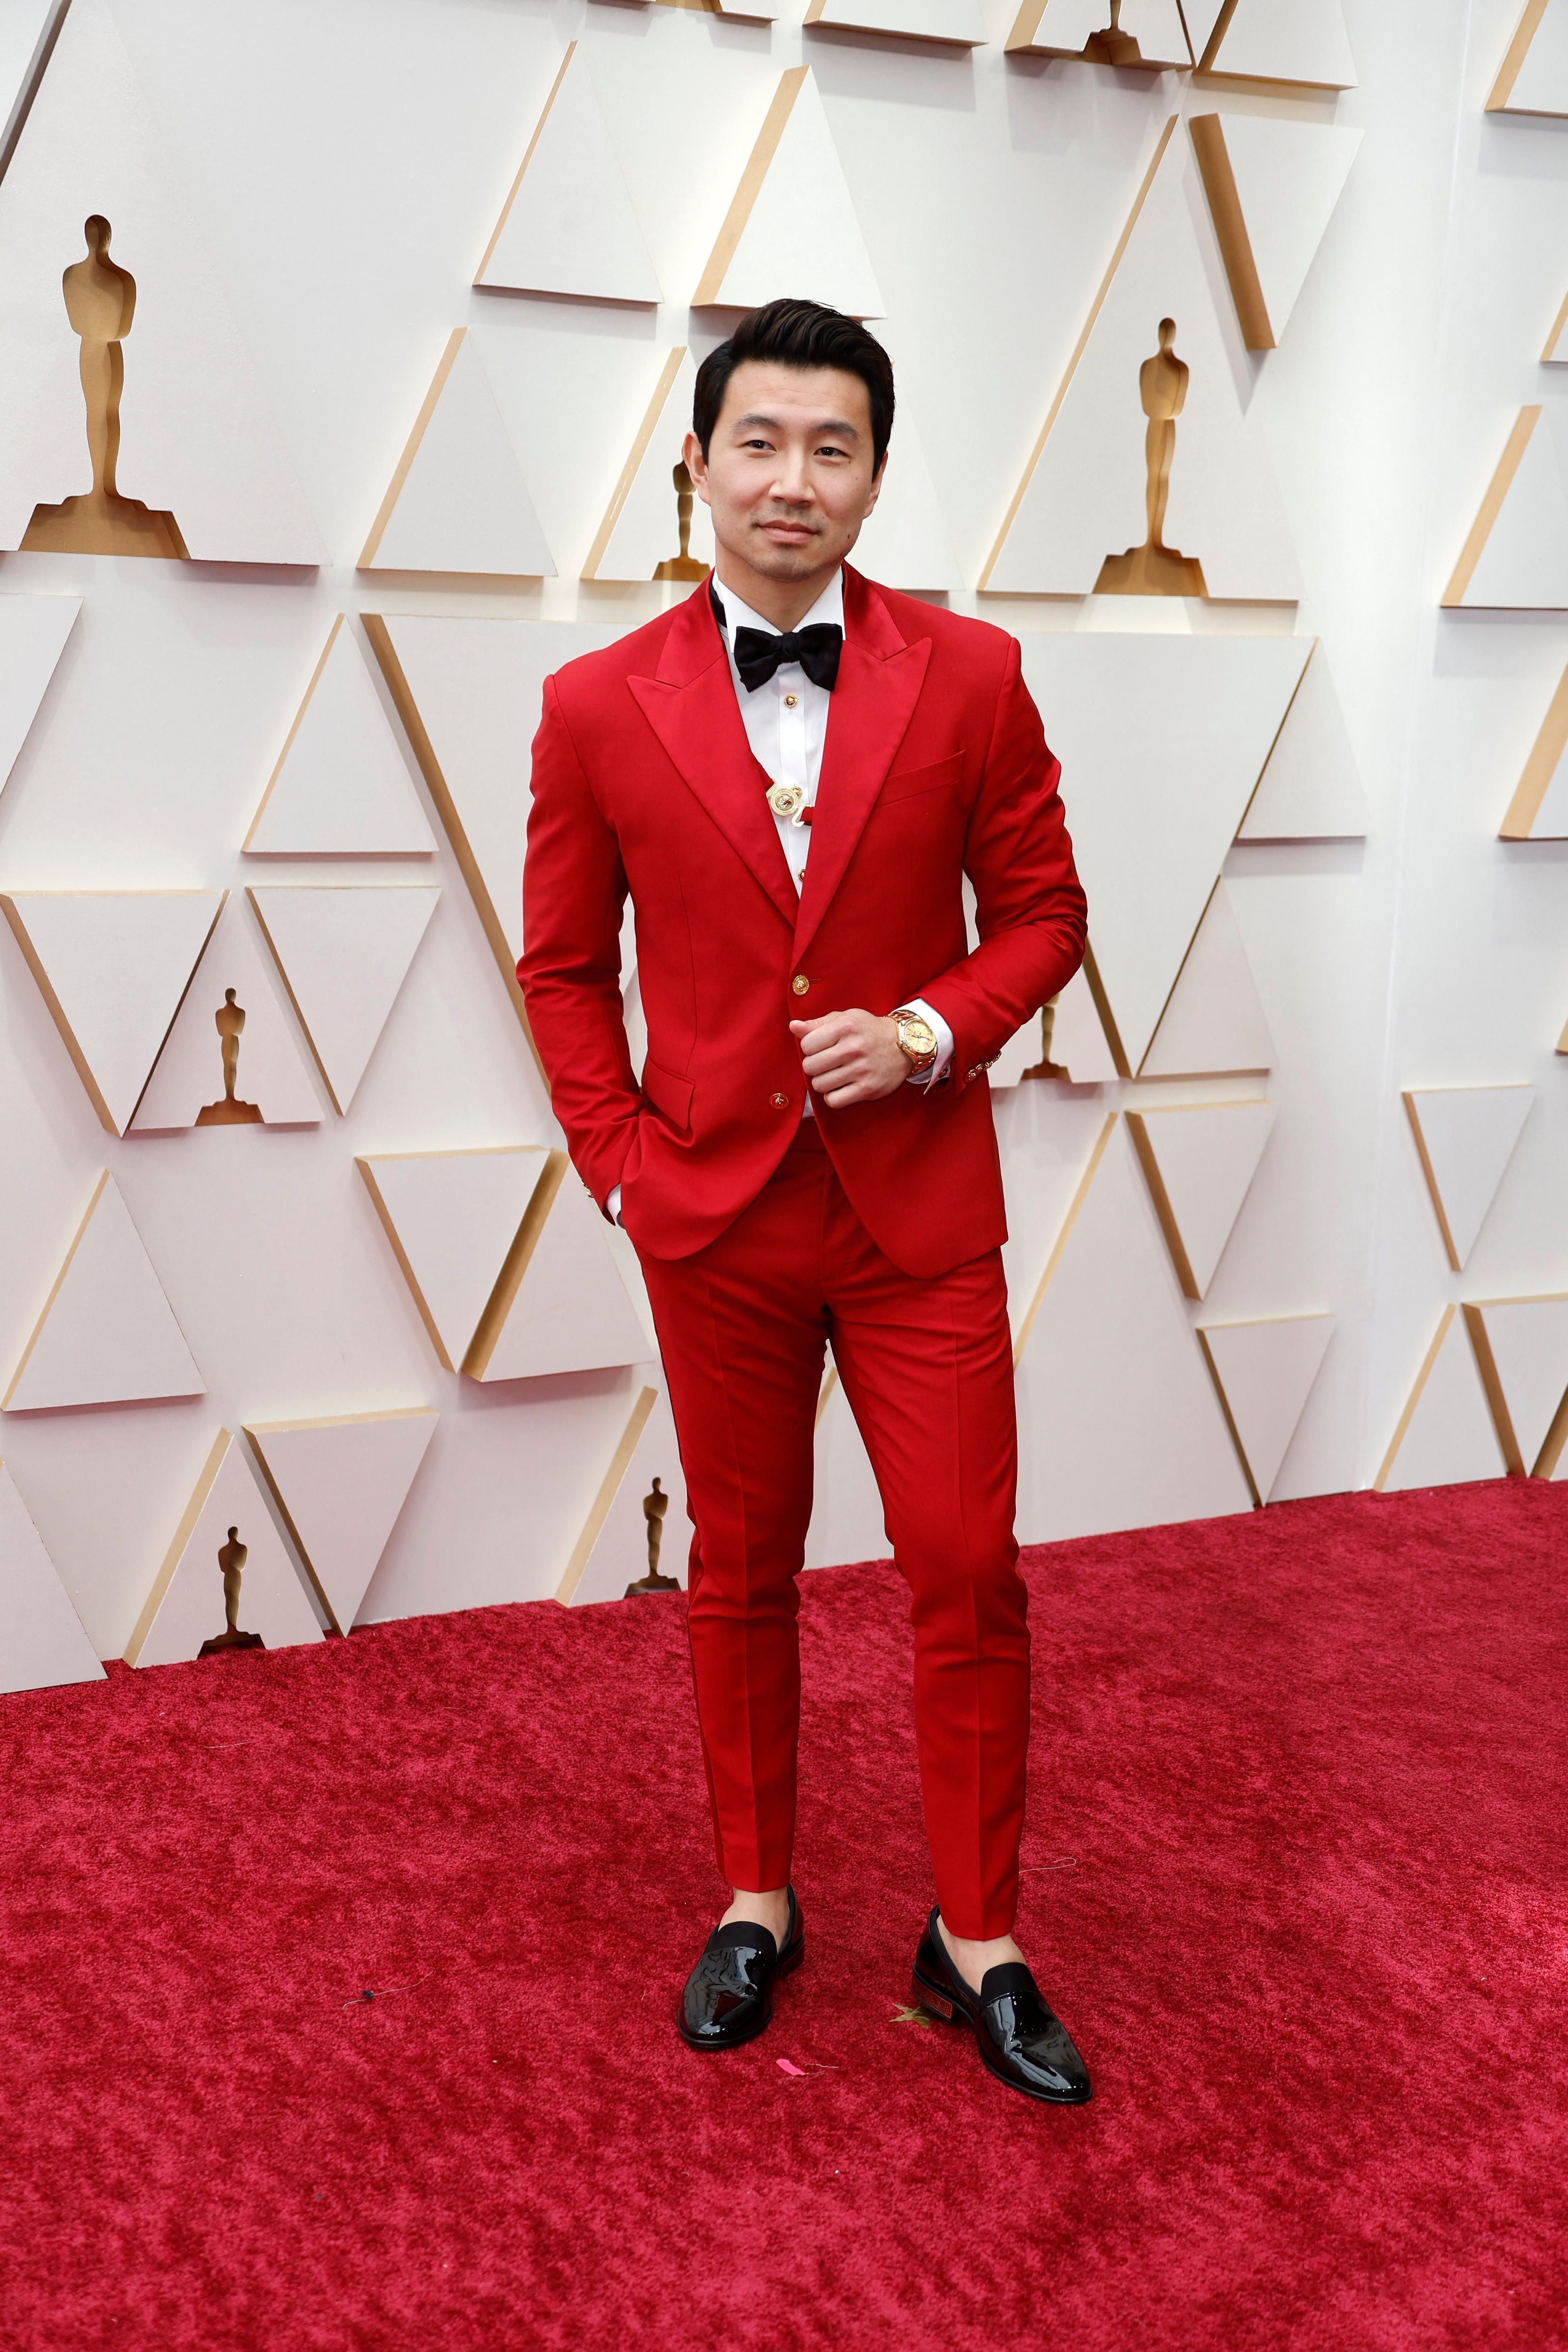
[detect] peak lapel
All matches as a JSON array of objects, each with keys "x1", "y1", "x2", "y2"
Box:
[
  {"x1": 628, "y1": 586, "x2": 797, "y2": 930},
  {"x1": 793, "y1": 575, "x2": 930, "y2": 966}
]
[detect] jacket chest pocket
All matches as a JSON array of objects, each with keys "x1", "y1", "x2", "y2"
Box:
[{"x1": 875, "y1": 750, "x2": 966, "y2": 809}]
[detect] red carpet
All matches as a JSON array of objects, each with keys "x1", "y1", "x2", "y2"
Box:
[{"x1": 1, "y1": 1483, "x2": 1564, "y2": 2351}]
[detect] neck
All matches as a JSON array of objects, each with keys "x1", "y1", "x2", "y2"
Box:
[{"x1": 714, "y1": 553, "x2": 839, "y2": 633}]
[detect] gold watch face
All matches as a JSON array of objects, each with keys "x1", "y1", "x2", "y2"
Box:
[{"x1": 899, "y1": 1015, "x2": 937, "y2": 1060}]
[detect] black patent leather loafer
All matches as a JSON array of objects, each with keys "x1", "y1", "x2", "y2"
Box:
[
  {"x1": 910, "y1": 1906, "x2": 1091, "y2": 2105},
  {"x1": 678, "y1": 1888, "x2": 804, "y2": 2051}
]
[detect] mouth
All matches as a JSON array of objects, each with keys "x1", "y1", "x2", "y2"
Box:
[{"x1": 756, "y1": 520, "x2": 817, "y2": 546}]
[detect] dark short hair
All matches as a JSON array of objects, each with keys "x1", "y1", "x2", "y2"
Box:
[{"x1": 692, "y1": 299, "x2": 895, "y2": 474}]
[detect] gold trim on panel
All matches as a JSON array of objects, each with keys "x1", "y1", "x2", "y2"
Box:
[
  {"x1": 979, "y1": 116, "x2": 1178, "y2": 590},
  {"x1": 1234, "y1": 639, "x2": 1319, "y2": 835},
  {"x1": 1441, "y1": 406, "x2": 1540, "y2": 610},
  {"x1": 1487, "y1": 0, "x2": 1551, "y2": 111},
  {"x1": 1459, "y1": 1303, "x2": 1527, "y2": 1477},
  {"x1": 358, "y1": 329, "x2": 467, "y2": 569},
  {"x1": 816, "y1": 1364, "x2": 838, "y2": 1426},
  {"x1": 1194, "y1": 1326, "x2": 1263, "y2": 1509},
  {"x1": 1541, "y1": 281, "x2": 1568, "y2": 361},
  {"x1": 555, "y1": 1385, "x2": 659, "y2": 1605},
  {"x1": 242, "y1": 620, "x2": 343, "y2": 854},
  {"x1": 1499, "y1": 661, "x2": 1568, "y2": 838},
  {"x1": 462, "y1": 1150, "x2": 568, "y2": 1378},
  {"x1": 1373, "y1": 1305, "x2": 1454, "y2": 1494},
  {"x1": 2, "y1": 1169, "x2": 108, "y2": 1410},
  {"x1": 1124, "y1": 1109, "x2": 1200, "y2": 1299},
  {"x1": 693, "y1": 70, "x2": 807, "y2": 307},
  {"x1": 354, "y1": 1155, "x2": 458, "y2": 1372},
  {"x1": 1189, "y1": 114, "x2": 1274, "y2": 350},
  {"x1": 582, "y1": 348, "x2": 687, "y2": 581},
  {"x1": 474, "y1": 45, "x2": 577, "y2": 285},
  {"x1": 124, "y1": 1427, "x2": 230, "y2": 1666},
  {"x1": 361, "y1": 614, "x2": 545, "y2": 1077},
  {"x1": 1534, "y1": 1378, "x2": 1568, "y2": 1478},
  {"x1": 1012, "y1": 1112, "x2": 1117, "y2": 1367},
  {"x1": 1082, "y1": 938, "x2": 1132, "y2": 1078},
  {"x1": 1401, "y1": 1091, "x2": 1462, "y2": 1273}
]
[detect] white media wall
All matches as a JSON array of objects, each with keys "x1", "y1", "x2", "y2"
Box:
[{"x1": 0, "y1": 0, "x2": 1563, "y2": 1675}]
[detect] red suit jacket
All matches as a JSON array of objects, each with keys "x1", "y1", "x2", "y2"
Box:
[{"x1": 519, "y1": 567, "x2": 1087, "y2": 1280}]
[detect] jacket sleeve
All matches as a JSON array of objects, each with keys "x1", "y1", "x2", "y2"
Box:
[
  {"x1": 518, "y1": 675, "x2": 641, "y2": 1212},
  {"x1": 915, "y1": 638, "x2": 1088, "y2": 1089}
]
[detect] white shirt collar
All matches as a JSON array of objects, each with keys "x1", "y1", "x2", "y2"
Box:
[{"x1": 711, "y1": 568, "x2": 844, "y2": 642}]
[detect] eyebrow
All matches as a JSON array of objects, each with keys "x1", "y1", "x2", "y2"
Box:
[{"x1": 729, "y1": 411, "x2": 862, "y2": 440}]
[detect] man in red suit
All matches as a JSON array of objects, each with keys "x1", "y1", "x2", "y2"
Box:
[{"x1": 521, "y1": 300, "x2": 1090, "y2": 2104}]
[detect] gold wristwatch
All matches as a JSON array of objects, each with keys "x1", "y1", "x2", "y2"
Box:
[{"x1": 890, "y1": 1006, "x2": 939, "y2": 1072}]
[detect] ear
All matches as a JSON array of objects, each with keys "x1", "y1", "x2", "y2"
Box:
[
  {"x1": 684, "y1": 430, "x2": 712, "y2": 508},
  {"x1": 860, "y1": 450, "x2": 889, "y2": 522}
]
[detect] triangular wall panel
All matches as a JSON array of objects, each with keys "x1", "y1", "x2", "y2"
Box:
[
  {"x1": 1444, "y1": 408, "x2": 1568, "y2": 610},
  {"x1": 243, "y1": 617, "x2": 437, "y2": 858},
  {"x1": 3, "y1": 1173, "x2": 204, "y2": 1413},
  {"x1": 247, "y1": 886, "x2": 439, "y2": 1114},
  {"x1": 1126, "y1": 1100, "x2": 1278, "y2": 1300},
  {"x1": 0, "y1": 2, "x2": 66, "y2": 163},
  {"x1": 1197, "y1": 1314, "x2": 1335, "y2": 1505},
  {"x1": 1488, "y1": 0, "x2": 1568, "y2": 116},
  {"x1": 475, "y1": 43, "x2": 660, "y2": 305},
  {"x1": 1003, "y1": 0, "x2": 1191, "y2": 65},
  {"x1": 1013, "y1": 1116, "x2": 1253, "y2": 1541},
  {"x1": 1375, "y1": 1308, "x2": 1507, "y2": 1494},
  {"x1": 245, "y1": 1409, "x2": 438, "y2": 1634},
  {"x1": 693, "y1": 69, "x2": 884, "y2": 318},
  {"x1": 1462, "y1": 1297, "x2": 1568, "y2": 1477},
  {"x1": 125, "y1": 1430, "x2": 323, "y2": 1668},
  {"x1": 0, "y1": 594, "x2": 79, "y2": 802},
  {"x1": 1191, "y1": 0, "x2": 1357, "y2": 86},
  {"x1": 582, "y1": 349, "x2": 714, "y2": 584},
  {"x1": 1016, "y1": 633, "x2": 1309, "y2": 1072},
  {"x1": 364, "y1": 612, "x2": 625, "y2": 1043},
  {"x1": 358, "y1": 1146, "x2": 644, "y2": 1382},
  {"x1": 0, "y1": 1458, "x2": 106, "y2": 1692},
  {"x1": 0, "y1": 0, "x2": 323, "y2": 561},
  {"x1": 1238, "y1": 642, "x2": 1370, "y2": 842},
  {"x1": 1403, "y1": 1086, "x2": 1535, "y2": 1272},
  {"x1": 1140, "y1": 881, "x2": 1275, "y2": 1079},
  {"x1": 981, "y1": 119, "x2": 1302, "y2": 600},
  {"x1": 132, "y1": 896, "x2": 320, "y2": 1130},
  {"x1": 557, "y1": 1386, "x2": 691, "y2": 1606},
  {"x1": 359, "y1": 330, "x2": 555, "y2": 579},
  {"x1": 849, "y1": 402, "x2": 963, "y2": 592},
  {"x1": 1191, "y1": 113, "x2": 1361, "y2": 350},
  {"x1": 477, "y1": 1159, "x2": 649, "y2": 1381},
  {"x1": 0, "y1": 889, "x2": 223, "y2": 1135},
  {"x1": 808, "y1": 0, "x2": 987, "y2": 42}
]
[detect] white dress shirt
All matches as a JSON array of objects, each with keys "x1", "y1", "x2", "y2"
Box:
[{"x1": 608, "y1": 569, "x2": 953, "y2": 1220}]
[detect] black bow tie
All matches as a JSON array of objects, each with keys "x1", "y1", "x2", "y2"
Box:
[{"x1": 732, "y1": 621, "x2": 843, "y2": 695}]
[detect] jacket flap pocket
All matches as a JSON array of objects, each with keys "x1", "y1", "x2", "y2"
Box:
[
  {"x1": 641, "y1": 1056, "x2": 694, "y2": 1131},
  {"x1": 878, "y1": 750, "x2": 965, "y2": 806}
]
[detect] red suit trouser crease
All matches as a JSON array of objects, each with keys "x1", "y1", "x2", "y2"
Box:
[{"x1": 637, "y1": 1120, "x2": 1029, "y2": 1941}]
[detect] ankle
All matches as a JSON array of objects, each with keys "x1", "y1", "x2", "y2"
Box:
[
  {"x1": 722, "y1": 1886, "x2": 791, "y2": 1944},
  {"x1": 938, "y1": 1915, "x2": 1025, "y2": 1990}
]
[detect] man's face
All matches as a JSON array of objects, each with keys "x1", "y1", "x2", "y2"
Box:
[{"x1": 685, "y1": 360, "x2": 884, "y2": 587}]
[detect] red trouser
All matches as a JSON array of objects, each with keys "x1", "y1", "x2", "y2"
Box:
[{"x1": 637, "y1": 1120, "x2": 1030, "y2": 1941}]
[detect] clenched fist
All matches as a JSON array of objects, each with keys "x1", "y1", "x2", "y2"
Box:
[{"x1": 789, "y1": 1009, "x2": 907, "y2": 1109}]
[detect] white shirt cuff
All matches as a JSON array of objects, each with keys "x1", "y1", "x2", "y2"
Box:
[
  {"x1": 606, "y1": 1183, "x2": 623, "y2": 1225},
  {"x1": 902, "y1": 996, "x2": 954, "y2": 1087}
]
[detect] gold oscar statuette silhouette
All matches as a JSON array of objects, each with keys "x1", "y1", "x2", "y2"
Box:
[
  {"x1": 21, "y1": 215, "x2": 188, "y2": 560},
  {"x1": 1020, "y1": 998, "x2": 1068, "y2": 1083},
  {"x1": 1094, "y1": 319, "x2": 1208, "y2": 599},
  {"x1": 198, "y1": 1525, "x2": 263, "y2": 1657},
  {"x1": 625, "y1": 1476, "x2": 679, "y2": 1596},
  {"x1": 195, "y1": 988, "x2": 264, "y2": 1127},
  {"x1": 653, "y1": 462, "x2": 710, "y2": 584},
  {"x1": 1082, "y1": 0, "x2": 1146, "y2": 64}
]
